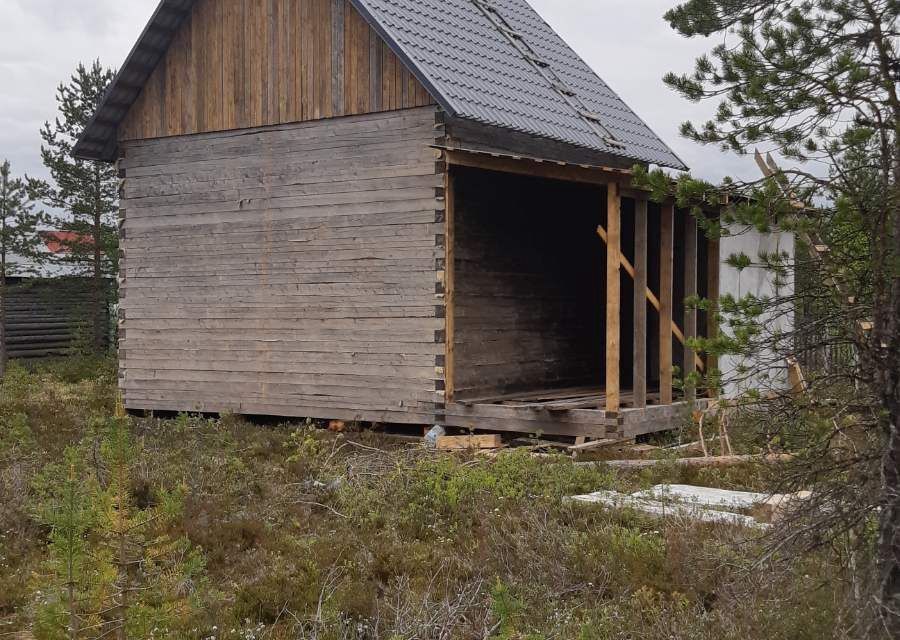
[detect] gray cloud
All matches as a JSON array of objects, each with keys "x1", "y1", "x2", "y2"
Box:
[
  {"x1": 0, "y1": 0, "x2": 757, "y2": 186},
  {"x1": 0, "y1": 0, "x2": 157, "y2": 182}
]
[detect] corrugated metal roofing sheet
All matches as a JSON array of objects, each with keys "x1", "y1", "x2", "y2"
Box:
[{"x1": 352, "y1": 0, "x2": 687, "y2": 170}]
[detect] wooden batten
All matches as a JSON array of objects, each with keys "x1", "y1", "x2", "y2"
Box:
[
  {"x1": 659, "y1": 202, "x2": 675, "y2": 405},
  {"x1": 605, "y1": 183, "x2": 622, "y2": 413},
  {"x1": 633, "y1": 197, "x2": 648, "y2": 408}
]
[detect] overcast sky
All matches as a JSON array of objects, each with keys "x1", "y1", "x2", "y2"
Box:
[{"x1": 0, "y1": 0, "x2": 756, "y2": 185}]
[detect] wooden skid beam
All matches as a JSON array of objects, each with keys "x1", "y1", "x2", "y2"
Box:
[{"x1": 597, "y1": 224, "x2": 705, "y2": 371}]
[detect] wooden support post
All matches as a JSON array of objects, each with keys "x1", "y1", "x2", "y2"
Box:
[
  {"x1": 633, "y1": 198, "x2": 648, "y2": 408},
  {"x1": 445, "y1": 169, "x2": 456, "y2": 400},
  {"x1": 684, "y1": 212, "x2": 698, "y2": 402},
  {"x1": 597, "y1": 225, "x2": 705, "y2": 371},
  {"x1": 660, "y1": 202, "x2": 674, "y2": 405},
  {"x1": 606, "y1": 183, "x2": 621, "y2": 413},
  {"x1": 707, "y1": 233, "x2": 720, "y2": 384}
]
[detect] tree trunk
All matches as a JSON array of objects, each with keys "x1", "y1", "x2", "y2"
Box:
[
  {"x1": 878, "y1": 185, "x2": 900, "y2": 632},
  {"x1": 880, "y1": 402, "x2": 900, "y2": 633},
  {"x1": 92, "y1": 207, "x2": 105, "y2": 355}
]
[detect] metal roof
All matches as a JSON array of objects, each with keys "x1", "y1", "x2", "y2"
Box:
[{"x1": 75, "y1": 0, "x2": 687, "y2": 171}]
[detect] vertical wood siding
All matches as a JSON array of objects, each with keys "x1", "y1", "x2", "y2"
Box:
[
  {"x1": 118, "y1": 107, "x2": 444, "y2": 422},
  {"x1": 119, "y1": 0, "x2": 435, "y2": 142}
]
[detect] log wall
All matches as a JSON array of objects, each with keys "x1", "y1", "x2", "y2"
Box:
[
  {"x1": 118, "y1": 106, "x2": 445, "y2": 423},
  {"x1": 119, "y1": 0, "x2": 435, "y2": 142},
  {"x1": 4, "y1": 279, "x2": 112, "y2": 359}
]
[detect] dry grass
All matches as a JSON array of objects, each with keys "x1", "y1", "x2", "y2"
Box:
[{"x1": 0, "y1": 358, "x2": 883, "y2": 639}]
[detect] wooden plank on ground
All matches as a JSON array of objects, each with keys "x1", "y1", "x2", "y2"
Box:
[
  {"x1": 568, "y1": 437, "x2": 632, "y2": 452},
  {"x1": 585, "y1": 453, "x2": 794, "y2": 470},
  {"x1": 436, "y1": 434, "x2": 503, "y2": 451}
]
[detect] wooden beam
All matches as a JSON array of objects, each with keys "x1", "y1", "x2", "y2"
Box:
[
  {"x1": 443, "y1": 148, "x2": 634, "y2": 187},
  {"x1": 445, "y1": 168, "x2": 456, "y2": 400},
  {"x1": 707, "y1": 233, "x2": 720, "y2": 380},
  {"x1": 606, "y1": 183, "x2": 622, "y2": 413},
  {"x1": 597, "y1": 225, "x2": 704, "y2": 371},
  {"x1": 633, "y1": 198, "x2": 648, "y2": 408},
  {"x1": 436, "y1": 434, "x2": 503, "y2": 451},
  {"x1": 660, "y1": 202, "x2": 675, "y2": 405},
  {"x1": 684, "y1": 212, "x2": 698, "y2": 402}
]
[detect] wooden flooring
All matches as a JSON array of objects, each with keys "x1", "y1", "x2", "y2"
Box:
[{"x1": 446, "y1": 385, "x2": 701, "y2": 439}]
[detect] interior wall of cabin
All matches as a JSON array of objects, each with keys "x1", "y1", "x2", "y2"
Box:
[{"x1": 451, "y1": 167, "x2": 607, "y2": 399}]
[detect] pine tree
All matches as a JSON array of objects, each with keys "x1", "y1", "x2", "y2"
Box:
[
  {"x1": 29, "y1": 61, "x2": 119, "y2": 355},
  {"x1": 0, "y1": 160, "x2": 46, "y2": 376},
  {"x1": 35, "y1": 418, "x2": 209, "y2": 639},
  {"x1": 34, "y1": 448, "x2": 98, "y2": 640},
  {"x1": 656, "y1": 0, "x2": 900, "y2": 631}
]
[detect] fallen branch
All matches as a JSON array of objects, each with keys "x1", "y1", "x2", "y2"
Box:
[{"x1": 579, "y1": 453, "x2": 793, "y2": 470}]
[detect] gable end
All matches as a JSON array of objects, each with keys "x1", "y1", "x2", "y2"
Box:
[{"x1": 118, "y1": 0, "x2": 436, "y2": 144}]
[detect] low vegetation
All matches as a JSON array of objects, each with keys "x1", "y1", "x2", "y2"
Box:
[{"x1": 0, "y1": 359, "x2": 882, "y2": 639}]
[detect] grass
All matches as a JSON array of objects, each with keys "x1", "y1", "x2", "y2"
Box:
[{"x1": 0, "y1": 357, "x2": 878, "y2": 639}]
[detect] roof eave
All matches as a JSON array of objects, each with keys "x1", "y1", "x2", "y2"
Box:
[{"x1": 73, "y1": 0, "x2": 195, "y2": 163}]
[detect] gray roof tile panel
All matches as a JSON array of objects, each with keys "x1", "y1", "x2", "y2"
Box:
[{"x1": 355, "y1": 0, "x2": 687, "y2": 169}]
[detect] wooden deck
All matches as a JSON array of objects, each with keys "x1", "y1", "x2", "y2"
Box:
[{"x1": 444, "y1": 386, "x2": 705, "y2": 439}]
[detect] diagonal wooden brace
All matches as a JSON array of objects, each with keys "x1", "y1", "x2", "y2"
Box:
[{"x1": 597, "y1": 225, "x2": 706, "y2": 372}]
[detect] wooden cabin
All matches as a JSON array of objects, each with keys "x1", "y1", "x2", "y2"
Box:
[{"x1": 75, "y1": 0, "x2": 719, "y2": 439}]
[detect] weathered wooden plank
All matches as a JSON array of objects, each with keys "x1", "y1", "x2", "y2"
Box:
[
  {"x1": 606, "y1": 183, "x2": 621, "y2": 413},
  {"x1": 436, "y1": 435, "x2": 503, "y2": 451},
  {"x1": 633, "y1": 197, "x2": 648, "y2": 408},
  {"x1": 444, "y1": 167, "x2": 456, "y2": 399},
  {"x1": 660, "y1": 202, "x2": 675, "y2": 405},
  {"x1": 331, "y1": 0, "x2": 345, "y2": 116}
]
